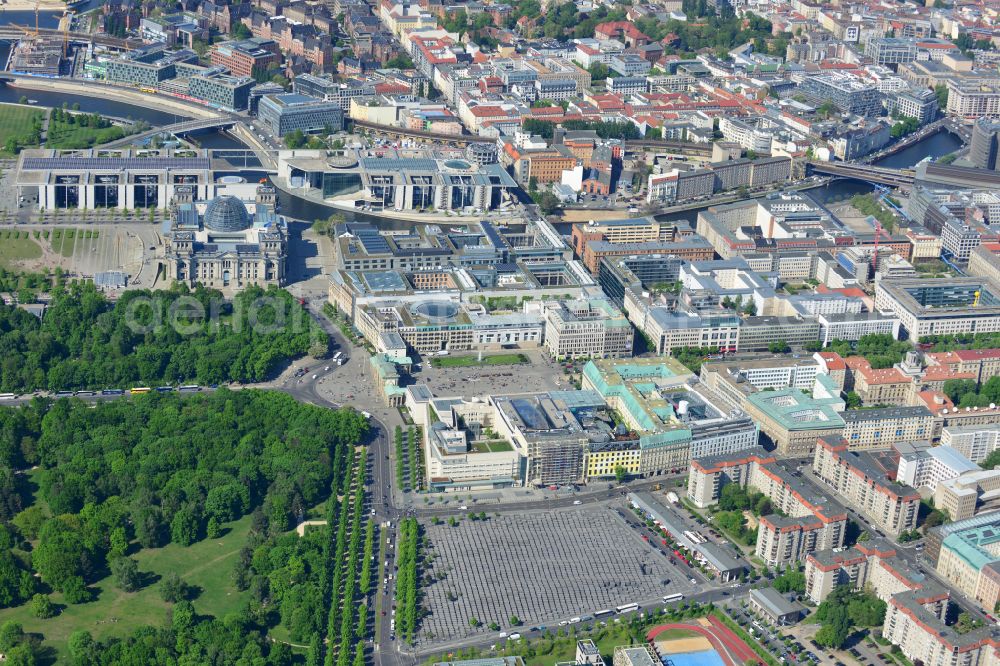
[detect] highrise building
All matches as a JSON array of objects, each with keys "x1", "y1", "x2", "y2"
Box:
[{"x1": 970, "y1": 117, "x2": 1000, "y2": 171}]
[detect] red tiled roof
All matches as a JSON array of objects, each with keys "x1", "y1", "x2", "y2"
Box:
[
  {"x1": 953, "y1": 349, "x2": 1000, "y2": 362},
  {"x1": 860, "y1": 366, "x2": 907, "y2": 385},
  {"x1": 915, "y1": 390, "x2": 953, "y2": 414},
  {"x1": 469, "y1": 105, "x2": 507, "y2": 117},
  {"x1": 921, "y1": 366, "x2": 976, "y2": 382},
  {"x1": 817, "y1": 352, "x2": 847, "y2": 371}
]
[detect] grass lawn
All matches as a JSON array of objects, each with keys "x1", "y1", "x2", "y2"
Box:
[
  {"x1": 523, "y1": 624, "x2": 636, "y2": 666},
  {"x1": 652, "y1": 627, "x2": 702, "y2": 640},
  {"x1": 0, "y1": 103, "x2": 43, "y2": 155},
  {"x1": 0, "y1": 233, "x2": 42, "y2": 268},
  {"x1": 0, "y1": 515, "x2": 252, "y2": 660},
  {"x1": 50, "y1": 228, "x2": 77, "y2": 258},
  {"x1": 430, "y1": 353, "x2": 528, "y2": 368},
  {"x1": 471, "y1": 440, "x2": 514, "y2": 453},
  {"x1": 58, "y1": 230, "x2": 77, "y2": 258},
  {"x1": 45, "y1": 118, "x2": 127, "y2": 150}
]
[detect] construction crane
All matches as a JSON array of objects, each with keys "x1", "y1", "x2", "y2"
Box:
[
  {"x1": 872, "y1": 218, "x2": 881, "y2": 274},
  {"x1": 61, "y1": 14, "x2": 70, "y2": 58},
  {"x1": 6, "y1": 1, "x2": 41, "y2": 38}
]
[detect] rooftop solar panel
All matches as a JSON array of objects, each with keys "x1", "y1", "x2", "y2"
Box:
[
  {"x1": 22, "y1": 157, "x2": 211, "y2": 171},
  {"x1": 480, "y1": 221, "x2": 509, "y2": 249},
  {"x1": 359, "y1": 157, "x2": 438, "y2": 171},
  {"x1": 356, "y1": 229, "x2": 390, "y2": 254}
]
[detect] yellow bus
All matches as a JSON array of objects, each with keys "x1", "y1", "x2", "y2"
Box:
[{"x1": 129, "y1": 387, "x2": 151, "y2": 394}]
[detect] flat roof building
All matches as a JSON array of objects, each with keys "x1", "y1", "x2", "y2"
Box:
[
  {"x1": 258, "y1": 93, "x2": 345, "y2": 136},
  {"x1": 629, "y1": 492, "x2": 749, "y2": 581},
  {"x1": 875, "y1": 277, "x2": 1000, "y2": 340},
  {"x1": 583, "y1": 358, "x2": 759, "y2": 476},
  {"x1": 434, "y1": 659, "x2": 526, "y2": 666},
  {"x1": 749, "y1": 587, "x2": 806, "y2": 626},
  {"x1": 492, "y1": 391, "x2": 606, "y2": 486},
  {"x1": 189, "y1": 72, "x2": 255, "y2": 111},
  {"x1": 942, "y1": 425, "x2": 1000, "y2": 465},
  {"x1": 16, "y1": 148, "x2": 217, "y2": 211},
  {"x1": 209, "y1": 37, "x2": 281, "y2": 78},
  {"x1": 742, "y1": 381, "x2": 846, "y2": 456},
  {"x1": 277, "y1": 148, "x2": 518, "y2": 213},
  {"x1": 800, "y1": 72, "x2": 883, "y2": 116},
  {"x1": 613, "y1": 646, "x2": 657, "y2": 666},
  {"x1": 539, "y1": 297, "x2": 634, "y2": 359}
]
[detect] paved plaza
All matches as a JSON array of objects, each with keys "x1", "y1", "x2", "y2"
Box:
[
  {"x1": 412, "y1": 350, "x2": 567, "y2": 399},
  {"x1": 416, "y1": 504, "x2": 696, "y2": 645}
]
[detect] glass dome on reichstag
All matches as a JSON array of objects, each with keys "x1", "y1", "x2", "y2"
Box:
[{"x1": 204, "y1": 196, "x2": 251, "y2": 232}]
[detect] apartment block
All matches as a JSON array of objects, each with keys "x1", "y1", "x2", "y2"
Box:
[
  {"x1": 813, "y1": 436, "x2": 921, "y2": 536},
  {"x1": 807, "y1": 539, "x2": 1000, "y2": 666},
  {"x1": 946, "y1": 80, "x2": 1000, "y2": 120},
  {"x1": 805, "y1": 539, "x2": 921, "y2": 604},
  {"x1": 884, "y1": 588, "x2": 997, "y2": 666},
  {"x1": 942, "y1": 425, "x2": 1000, "y2": 464},
  {"x1": 687, "y1": 447, "x2": 847, "y2": 567}
]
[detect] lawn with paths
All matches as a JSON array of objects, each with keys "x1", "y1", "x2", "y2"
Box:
[
  {"x1": 0, "y1": 231, "x2": 42, "y2": 268},
  {"x1": 0, "y1": 515, "x2": 252, "y2": 660},
  {"x1": 0, "y1": 103, "x2": 43, "y2": 155},
  {"x1": 430, "y1": 353, "x2": 528, "y2": 368}
]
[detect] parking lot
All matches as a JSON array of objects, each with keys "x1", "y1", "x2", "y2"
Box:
[
  {"x1": 728, "y1": 605, "x2": 828, "y2": 666},
  {"x1": 415, "y1": 503, "x2": 698, "y2": 646}
]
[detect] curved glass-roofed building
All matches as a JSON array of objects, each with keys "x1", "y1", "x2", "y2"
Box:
[
  {"x1": 165, "y1": 187, "x2": 287, "y2": 291},
  {"x1": 203, "y1": 196, "x2": 252, "y2": 233}
]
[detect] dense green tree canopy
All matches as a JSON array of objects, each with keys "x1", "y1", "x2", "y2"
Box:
[
  {"x1": 827, "y1": 333, "x2": 912, "y2": 369},
  {"x1": 0, "y1": 282, "x2": 324, "y2": 392},
  {"x1": 0, "y1": 391, "x2": 366, "y2": 604},
  {"x1": 814, "y1": 586, "x2": 886, "y2": 648}
]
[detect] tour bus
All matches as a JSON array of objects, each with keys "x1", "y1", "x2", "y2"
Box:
[
  {"x1": 178, "y1": 385, "x2": 201, "y2": 392},
  {"x1": 615, "y1": 603, "x2": 639, "y2": 614},
  {"x1": 594, "y1": 609, "x2": 614, "y2": 619},
  {"x1": 0, "y1": 393, "x2": 15, "y2": 400},
  {"x1": 129, "y1": 387, "x2": 152, "y2": 394},
  {"x1": 662, "y1": 593, "x2": 684, "y2": 603}
]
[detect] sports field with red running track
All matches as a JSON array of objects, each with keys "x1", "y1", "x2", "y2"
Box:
[{"x1": 647, "y1": 616, "x2": 761, "y2": 666}]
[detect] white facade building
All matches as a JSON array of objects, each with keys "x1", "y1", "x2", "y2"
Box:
[
  {"x1": 942, "y1": 426, "x2": 1000, "y2": 464},
  {"x1": 896, "y1": 442, "x2": 980, "y2": 492}
]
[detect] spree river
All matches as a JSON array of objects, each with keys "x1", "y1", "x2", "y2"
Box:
[
  {"x1": 0, "y1": 0, "x2": 105, "y2": 29},
  {"x1": 873, "y1": 129, "x2": 963, "y2": 169},
  {"x1": 0, "y1": 71, "x2": 965, "y2": 224},
  {"x1": 650, "y1": 129, "x2": 965, "y2": 228}
]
